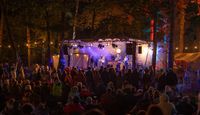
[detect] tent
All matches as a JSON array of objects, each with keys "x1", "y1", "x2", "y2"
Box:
[{"x1": 174, "y1": 52, "x2": 200, "y2": 70}]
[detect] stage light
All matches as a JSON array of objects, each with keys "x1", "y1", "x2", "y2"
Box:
[
  {"x1": 143, "y1": 46, "x2": 152, "y2": 54},
  {"x1": 106, "y1": 43, "x2": 110, "y2": 46},
  {"x1": 73, "y1": 44, "x2": 77, "y2": 47},
  {"x1": 76, "y1": 54, "x2": 79, "y2": 56},
  {"x1": 78, "y1": 44, "x2": 84, "y2": 49},
  {"x1": 112, "y1": 43, "x2": 118, "y2": 48},
  {"x1": 98, "y1": 44, "x2": 104, "y2": 49},
  {"x1": 116, "y1": 48, "x2": 121, "y2": 53}
]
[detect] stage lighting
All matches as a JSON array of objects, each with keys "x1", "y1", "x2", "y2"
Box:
[
  {"x1": 98, "y1": 44, "x2": 104, "y2": 49},
  {"x1": 112, "y1": 43, "x2": 118, "y2": 48},
  {"x1": 116, "y1": 48, "x2": 121, "y2": 53},
  {"x1": 78, "y1": 44, "x2": 84, "y2": 49}
]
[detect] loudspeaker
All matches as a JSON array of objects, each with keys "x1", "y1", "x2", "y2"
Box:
[
  {"x1": 126, "y1": 42, "x2": 136, "y2": 55},
  {"x1": 126, "y1": 43, "x2": 133, "y2": 55},
  {"x1": 138, "y1": 46, "x2": 142, "y2": 54}
]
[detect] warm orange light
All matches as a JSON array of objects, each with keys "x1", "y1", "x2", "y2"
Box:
[{"x1": 8, "y1": 45, "x2": 11, "y2": 48}]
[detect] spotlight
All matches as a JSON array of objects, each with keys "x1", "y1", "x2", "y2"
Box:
[
  {"x1": 78, "y1": 44, "x2": 84, "y2": 49},
  {"x1": 73, "y1": 44, "x2": 77, "y2": 47},
  {"x1": 116, "y1": 48, "x2": 121, "y2": 53},
  {"x1": 112, "y1": 43, "x2": 118, "y2": 48},
  {"x1": 98, "y1": 44, "x2": 104, "y2": 49}
]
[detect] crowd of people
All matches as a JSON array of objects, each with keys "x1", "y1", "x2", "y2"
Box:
[{"x1": 0, "y1": 62, "x2": 199, "y2": 115}]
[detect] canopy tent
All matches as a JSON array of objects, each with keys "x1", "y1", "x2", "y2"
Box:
[{"x1": 175, "y1": 52, "x2": 200, "y2": 70}]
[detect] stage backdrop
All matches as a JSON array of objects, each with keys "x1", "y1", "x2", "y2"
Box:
[{"x1": 70, "y1": 53, "x2": 89, "y2": 69}]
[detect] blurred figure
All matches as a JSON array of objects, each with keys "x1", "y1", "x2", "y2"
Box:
[
  {"x1": 157, "y1": 93, "x2": 176, "y2": 115},
  {"x1": 146, "y1": 105, "x2": 163, "y2": 115}
]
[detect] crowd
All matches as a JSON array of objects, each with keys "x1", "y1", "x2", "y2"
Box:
[{"x1": 0, "y1": 62, "x2": 199, "y2": 115}]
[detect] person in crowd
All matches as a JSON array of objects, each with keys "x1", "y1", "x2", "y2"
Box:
[
  {"x1": 82, "y1": 109, "x2": 105, "y2": 115},
  {"x1": 176, "y1": 96, "x2": 195, "y2": 115},
  {"x1": 63, "y1": 96, "x2": 85, "y2": 115},
  {"x1": 146, "y1": 105, "x2": 163, "y2": 115},
  {"x1": 0, "y1": 62, "x2": 198, "y2": 115},
  {"x1": 85, "y1": 67, "x2": 95, "y2": 91},
  {"x1": 157, "y1": 93, "x2": 176, "y2": 115}
]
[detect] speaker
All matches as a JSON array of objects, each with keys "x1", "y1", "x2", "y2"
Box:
[
  {"x1": 138, "y1": 46, "x2": 142, "y2": 54},
  {"x1": 126, "y1": 43, "x2": 133, "y2": 55}
]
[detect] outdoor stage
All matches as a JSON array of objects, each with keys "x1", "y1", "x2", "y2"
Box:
[{"x1": 53, "y1": 38, "x2": 167, "y2": 70}]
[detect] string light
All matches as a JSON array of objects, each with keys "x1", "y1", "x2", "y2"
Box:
[
  {"x1": 8, "y1": 45, "x2": 11, "y2": 48},
  {"x1": 194, "y1": 46, "x2": 198, "y2": 49},
  {"x1": 185, "y1": 47, "x2": 188, "y2": 50},
  {"x1": 175, "y1": 47, "x2": 179, "y2": 50},
  {"x1": 34, "y1": 42, "x2": 37, "y2": 45},
  {"x1": 50, "y1": 41, "x2": 53, "y2": 45}
]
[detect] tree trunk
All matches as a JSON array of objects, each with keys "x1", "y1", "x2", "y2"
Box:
[
  {"x1": 73, "y1": 0, "x2": 80, "y2": 40},
  {"x1": 178, "y1": 0, "x2": 186, "y2": 53},
  {"x1": 26, "y1": 27, "x2": 31, "y2": 67},
  {"x1": 0, "y1": 6, "x2": 3, "y2": 59},
  {"x1": 45, "y1": 10, "x2": 51, "y2": 65},
  {"x1": 0, "y1": 6, "x2": 3, "y2": 47},
  {"x1": 3, "y1": 0, "x2": 19, "y2": 61},
  {"x1": 168, "y1": 0, "x2": 176, "y2": 69},
  {"x1": 152, "y1": 13, "x2": 157, "y2": 76}
]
